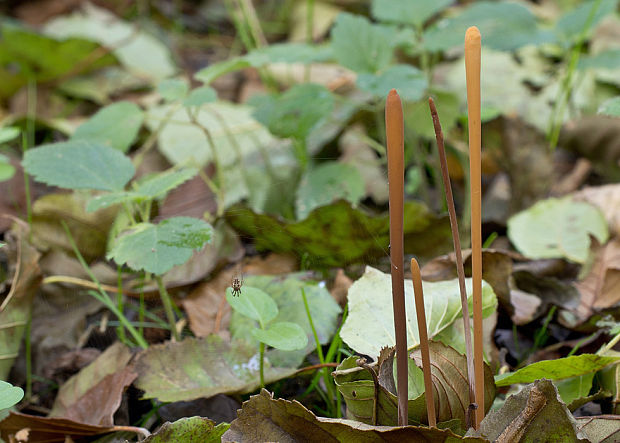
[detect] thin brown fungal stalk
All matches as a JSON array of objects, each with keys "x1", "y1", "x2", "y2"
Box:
[
  {"x1": 385, "y1": 89, "x2": 408, "y2": 426},
  {"x1": 410, "y1": 258, "x2": 436, "y2": 427},
  {"x1": 428, "y1": 97, "x2": 477, "y2": 425},
  {"x1": 465, "y1": 25, "x2": 484, "y2": 429}
]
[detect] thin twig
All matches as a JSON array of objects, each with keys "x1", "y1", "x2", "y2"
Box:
[
  {"x1": 385, "y1": 89, "x2": 408, "y2": 426},
  {"x1": 410, "y1": 258, "x2": 436, "y2": 427},
  {"x1": 428, "y1": 97, "x2": 476, "y2": 420},
  {"x1": 465, "y1": 25, "x2": 484, "y2": 429}
]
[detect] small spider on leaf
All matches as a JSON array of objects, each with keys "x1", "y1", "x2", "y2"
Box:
[{"x1": 231, "y1": 275, "x2": 244, "y2": 296}]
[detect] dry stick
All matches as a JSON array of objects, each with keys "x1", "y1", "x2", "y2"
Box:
[
  {"x1": 465, "y1": 25, "x2": 485, "y2": 429},
  {"x1": 386, "y1": 89, "x2": 408, "y2": 426},
  {"x1": 410, "y1": 258, "x2": 436, "y2": 427},
  {"x1": 428, "y1": 97, "x2": 477, "y2": 427}
]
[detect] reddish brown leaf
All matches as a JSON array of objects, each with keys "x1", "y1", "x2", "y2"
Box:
[{"x1": 0, "y1": 412, "x2": 113, "y2": 443}]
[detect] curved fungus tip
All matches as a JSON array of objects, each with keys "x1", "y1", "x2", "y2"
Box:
[{"x1": 465, "y1": 26, "x2": 481, "y2": 45}]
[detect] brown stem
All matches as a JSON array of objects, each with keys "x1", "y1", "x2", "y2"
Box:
[
  {"x1": 428, "y1": 97, "x2": 477, "y2": 417},
  {"x1": 410, "y1": 258, "x2": 436, "y2": 427},
  {"x1": 465, "y1": 25, "x2": 484, "y2": 429},
  {"x1": 385, "y1": 89, "x2": 408, "y2": 426}
]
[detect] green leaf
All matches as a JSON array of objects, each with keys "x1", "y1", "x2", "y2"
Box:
[
  {"x1": 371, "y1": 0, "x2": 452, "y2": 27},
  {"x1": 556, "y1": 0, "x2": 618, "y2": 44},
  {"x1": 23, "y1": 140, "x2": 135, "y2": 191},
  {"x1": 86, "y1": 192, "x2": 136, "y2": 213},
  {"x1": 579, "y1": 49, "x2": 620, "y2": 70},
  {"x1": 43, "y1": 3, "x2": 176, "y2": 80},
  {"x1": 340, "y1": 267, "x2": 497, "y2": 358},
  {"x1": 507, "y1": 197, "x2": 609, "y2": 263},
  {"x1": 145, "y1": 101, "x2": 277, "y2": 169},
  {"x1": 195, "y1": 58, "x2": 252, "y2": 84},
  {"x1": 229, "y1": 274, "x2": 341, "y2": 368},
  {"x1": 108, "y1": 217, "x2": 213, "y2": 274},
  {"x1": 405, "y1": 90, "x2": 460, "y2": 139},
  {"x1": 330, "y1": 13, "x2": 393, "y2": 73},
  {"x1": 157, "y1": 78, "x2": 189, "y2": 102},
  {"x1": 0, "y1": 381, "x2": 24, "y2": 411},
  {"x1": 0, "y1": 154, "x2": 15, "y2": 181},
  {"x1": 555, "y1": 373, "x2": 596, "y2": 406},
  {"x1": 226, "y1": 200, "x2": 451, "y2": 267},
  {"x1": 598, "y1": 96, "x2": 620, "y2": 117},
  {"x1": 134, "y1": 168, "x2": 198, "y2": 199},
  {"x1": 295, "y1": 162, "x2": 365, "y2": 220},
  {"x1": 72, "y1": 101, "x2": 144, "y2": 152},
  {"x1": 244, "y1": 43, "x2": 332, "y2": 65},
  {"x1": 144, "y1": 417, "x2": 229, "y2": 443},
  {"x1": 226, "y1": 286, "x2": 279, "y2": 327},
  {"x1": 357, "y1": 64, "x2": 427, "y2": 102},
  {"x1": 0, "y1": 23, "x2": 116, "y2": 99},
  {"x1": 0, "y1": 127, "x2": 20, "y2": 145},
  {"x1": 495, "y1": 354, "x2": 619, "y2": 387},
  {"x1": 183, "y1": 86, "x2": 217, "y2": 107},
  {"x1": 252, "y1": 83, "x2": 334, "y2": 140},
  {"x1": 251, "y1": 322, "x2": 308, "y2": 351},
  {"x1": 134, "y1": 336, "x2": 297, "y2": 402},
  {"x1": 423, "y1": 1, "x2": 552, "y2": 52}
]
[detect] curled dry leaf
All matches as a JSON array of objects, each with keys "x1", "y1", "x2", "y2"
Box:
[
  {"x1": 574, "y1": 238, "x2": 620, "y2": 323},
  {"x1": 221, "y1": 389, "x2": 488, "y2": 442},
  {"x1": 573, "y1": 184, "x2": 620, "y2": 237}
]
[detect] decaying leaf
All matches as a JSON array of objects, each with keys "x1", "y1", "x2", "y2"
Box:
[
  {"x1": 573, "y1": 184, "x2": 620, "y2": 237},
  {"x1": 143, "y1": 417, "x2": 229, "y2": 443},
  {"x1": 471, "y1": 379, "x2": 588, "y2": 442},
  {"x1": 133, "y1": 336, "x2": 297, "y2": 402},
  {"x1": 576, "y1": 415, "x2": 620, "y2": 442},
  {"x1": 221, "y1": 389, "x2": 488, "y2": 442},
  {"x1": 574, "y1": 238, "x2": 620, "y2": 322},
  {"x1": 0, "y1": 412, "x2": 114, "y2": 443}
]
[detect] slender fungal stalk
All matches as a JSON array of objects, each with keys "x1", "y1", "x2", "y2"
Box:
[
  {"x1": 410, "y1": 258, "x2": 436, "y2": 427},
  {"x1": 385, "y1": 89, "x2": 408, "y2": 426},
  {"x1": 155, "y1": 275, "x2": 180, "y2": 342},
  {"x1": 428, "y1": 97, "x2": 477, "y2": 423},
  {"x1": 465, "y1": 26, "x2": 484, "y2": 429}
]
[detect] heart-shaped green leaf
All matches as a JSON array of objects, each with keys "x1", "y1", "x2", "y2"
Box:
[
  {"x1": 251, "y1": 322, "x2": 308, "y2": 351},
  {"x1": 23, "y1": 140, "x2": 135, "y2": 191},
  {"x1": 0, "y1": 381, "x2": 24, "y2": 411},
  {"x1": 108, "y1": 216, "x2": 213, "y2": 274},
  {"x1": 226, "y1": 286, "x2": 278, "y2": 327}
]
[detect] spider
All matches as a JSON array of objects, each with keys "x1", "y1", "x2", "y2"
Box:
[{"x1": 231, "y1": 274, "x2": 244, "y2": 297}]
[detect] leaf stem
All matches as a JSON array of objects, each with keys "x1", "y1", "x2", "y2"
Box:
[
  {"x1": 259, "y1": 341, "x2": 265, "y2": 388},
  {"x1": 385, "y1": 89, "x2": 408, "y2": 426},
  {"x1": 410, "y1": 258, "x2": 436, "y2": 427},
  {"x1": 428, "y1": 97, "x2": 477, "y2": 419},
  {"x1": 465, "y1": 26, "x2": 484, "y2": 429},
  {"x1": 155, "y1": 275, "x2": 180, "y2": 341}
]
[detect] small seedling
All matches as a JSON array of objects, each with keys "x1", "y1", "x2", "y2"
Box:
[{"x1": 226, "y1": 286, "x2": 308, "y2": 387}]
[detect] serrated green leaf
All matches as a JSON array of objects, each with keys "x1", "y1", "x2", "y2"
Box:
[
  {"x1": 86, "y1": 192, "x2": 136, "y2": 213},
  {"x1": 226, "y1": 286, "x2": 278, "y2": 327},
  {"x1": 251, "y1": 322, "x2": 308, "y2": 351},
  {"x1": 183, "y1": 86, "x2": 217, "y2": 107},
  {"x1": 134, "y1": 168, "x2": 198, "y2": 199},
  {"x1": 423, "y1": 1, "x2": 553, "y2": 52},
  {"x1": 0, "y1": 127, "x2": 20, "y2": 145},
  {"x1": 357, "y1": 64, "x2": 427, "y2": 102},
  {"x1": 507, "y1": 197, "x2": 609, "y2": 263},
  {"x1": 108, "y1": 217, "x2": 213, "y2": 274},
  {"x1": 157, "y1": 78, "x2": 189, "y2": 102},
  {"x1": 0, "y1": 381, "x2": 24, "y2": 410},
  {"x1": 598, "y1": 96, "x2": 620, "y2": 117},
  {"x1": 371, "y1": 0, "x2": 453, "y2": 27},
  {"x1": 331, "y1": 13, "x2": 393, "y2": 73},
  {"x1": 405, "y1": 90, "x2": 460, "y2": 139},
  {"x1": 252, "y1": 83, "x2": 333, "y2": 140},
  {"x1": 295, "y1": 162, "x2": 365, "y2": 220},
  {"x1": 23, "y1": 140, "x2": 135, "y2": 191},
  {"x1": 340, "y1": 267, "x2": 497, "y2": 358},
  {"x1": 495, "y1": 354, "x2": 620, "y2": 387},
  {"x1": 72, "y1": 101, "x2": 144, "y2": 153}
]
